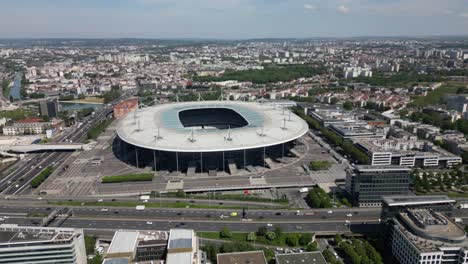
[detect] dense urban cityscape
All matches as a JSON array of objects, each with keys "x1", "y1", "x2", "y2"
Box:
[{"x1": 0, "y1": 1, "x2": 467, "y2": 264}]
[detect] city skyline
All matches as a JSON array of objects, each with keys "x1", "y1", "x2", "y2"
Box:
[{"x1": 0, "y1": 0, "x2": 467, "y2": 39}]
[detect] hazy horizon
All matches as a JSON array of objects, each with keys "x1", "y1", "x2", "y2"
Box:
[{"x1": 0, "y1": 0, "x2": 467, "y2": 39}]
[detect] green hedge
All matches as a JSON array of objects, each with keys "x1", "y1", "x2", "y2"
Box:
[
  {"x1": 101, "y1": 173, "x2": 154, "y2": 183},
  {"x1": 31, "y1": 166, "x2": 54, "y2": 188},
  {"x1": 309, "y1": 160, "x2": 332, "y2": 171}
]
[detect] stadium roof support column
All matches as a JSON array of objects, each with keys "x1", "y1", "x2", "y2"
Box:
[
  {"x1": 135, "y1": 146, "x2": 139, "y2": 168},
  {"x1": 176, "y1": 151, "x2": 179, "y2": 174}
]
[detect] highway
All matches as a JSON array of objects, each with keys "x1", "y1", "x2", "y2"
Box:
[
  {"x1": 0, "y1": 213, "x2": 380, "y2": 234},
  {"x1": 0, "y1": 99, "x2": 117, "y2": 195},
  {"x1": 0, "y1": 203, "x2": 382, "y2": 222}
]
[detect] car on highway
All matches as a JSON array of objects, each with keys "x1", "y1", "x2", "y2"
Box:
[
  {"x1": 230, "y1": 212, "x2": 238, "y2": 217},
  {"x1": 327, "y1": 210, "x2": 333, "y2": 214},
  {"x1": 346, "y1": 213, "x2": 352, "y2": 217},
  {"x1": 100, "y1": 208, "x2": 109, "y2": 212},
  {"x1": 146, "y1": 221, "x2": 153, "y2": 225},
  {"x1": 295, "y1": 210, "x2": 304, "y2": 216},
  {"x1": 267, "y1": 223, "x2": 273, "y2": 227}
]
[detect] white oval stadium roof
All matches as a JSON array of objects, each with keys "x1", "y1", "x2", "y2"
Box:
[{"x1": 116, "y1": 101, "x2": 308, "y2": 152}]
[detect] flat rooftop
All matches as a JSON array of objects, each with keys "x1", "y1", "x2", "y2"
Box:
[
  {"x1": 382, "y1": 195, "x2": 455, "y2": 207},
  {"x1": 0, "y1": 224, "x2": 80, "y2": 245},
  {"x1": 217, "y1": 251, "x2": 267, "y2": 264},
  {"x1": 356, "y1": 139, "x2": 462, "y2": 160},
  {"x1": 395, "y1": 209, "x2": 468, "y2": 252},
  {"x1": 116, "y1": 101, "x2": 308, "y2": 152},
  {"x1": 107, "y1": 231, "x2": 139, "y2": 255},
  {"x1": 275, "y1": 252, "x2": 327, "y2": 264}
]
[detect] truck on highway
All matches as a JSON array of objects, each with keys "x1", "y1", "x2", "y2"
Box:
[
  {"x1": 298, "y1": 187, "x2": 309, "y2": 193},
  {"x1": 454, "y1": 217, "x2": 464, "y2": 223},
  {"x1": 140, "y1": 195, "x2": 150, "y2": 201},
  {"x1": 458, "y1": 203, "x2": 468, "y2": 209},
  {"x1": 136, "y1": 205, "x2": 145, "y2": 210}
]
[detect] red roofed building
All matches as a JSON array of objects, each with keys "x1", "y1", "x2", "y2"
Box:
[{"x1": 114, "y1": 98, "x2": 139, "y2": 119}]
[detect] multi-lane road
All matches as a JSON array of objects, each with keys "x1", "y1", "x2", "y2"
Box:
[
  {"x1": 0, "y1": 203, "x2": 382, "y2": 234},
  {"x1": 0, "y1": 102, "x2": 115, "y2": 195}
]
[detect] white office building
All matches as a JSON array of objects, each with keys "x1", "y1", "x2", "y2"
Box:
[
  {"x1": 0, "y1": 224, "x2": 87, "y2": 264},
  {"x1": 391, "y1": 209, "x2": 468, "y2": 264}
]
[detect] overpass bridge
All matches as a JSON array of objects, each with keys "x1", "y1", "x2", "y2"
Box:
[{"x1": 0, "y1": 143, "x2": 86, "y2": 153}]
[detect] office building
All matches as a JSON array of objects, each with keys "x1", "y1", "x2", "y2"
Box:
[
  {"x1": 166, "y1": 229, "x2": 200, "y2": 264},
  {"x1": 346, "y1": 166, "x2": 411, "y2": 207},
  {"x1": 39, "y1": 99, "x2": 59, "y2": 118},
  {"x1": 2, "y1": 119, "x2": 57, "y2": 136},
  {"x1": 217, "y1": 251, "x2": 267, "y2": 264},
  {"x1": 445, "y1": 94, "x2": 468, "y2": 113},
  {"x1": 104, "y1": 230, "x2": 168, "y2": 264},
  {"x1": 329, "y1": 123, "x2": 386, "y2": 140},
  {"x1": 390, "y1": 209, "x2": 468, "y2": 264},
  {"x1": 0, "y1": 224, "x2": 86, "y2": 264},
  {"x1": 355, "y1": 139, "x2": 462, "y2": 168}
]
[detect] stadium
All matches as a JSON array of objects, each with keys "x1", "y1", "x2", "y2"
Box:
[{"x1": 115, "y1": 101, "x2": 309, "y2": 176}]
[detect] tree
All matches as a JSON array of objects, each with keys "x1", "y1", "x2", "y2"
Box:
[
  {"x1": 305, "y1": 241, "x2": 318, "y2": 252},
  {"x1": 285, "y1": 234, "x2": 299, "y2": 247},
  {"x1": 299, "y1": 233, "x2": 312, "y2": 246},
  {"x1": 41, "y1": 115, "x2": 50, "y2": 122},
  {"x1": 247, "y1": 232, "x2": 256, "y2": 242},
  {"x1": 219, "y1": 227, "x2": 232, "y2": 239},
  {"x1": 274, "y1": 226, "x2": 283, "y2": 238},
  {"x1": 343, "y1": 101, "x2": 353, "y2": 110},
  {"x1": 88, "y1": 254, "x2": 103, "y2": 264},
  {"x1": 266, "y1": 231, "x2": 276, "y2": 241},
  {"x1": 175, "y1": 189, "x2": 186, "y2": 198},
  {"x1": 335, "y1": 234, "x2": 343, "y2": 245},
  {"x1": 322, "y1": 249, "x2": 336, "y2": 262},
  {"x1": 257, "y1": 226, "x2": 268, "y2": 236}
]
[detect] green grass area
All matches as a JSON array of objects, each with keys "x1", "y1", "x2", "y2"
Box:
[
  {"x1": 48, "y1": 200, "x2": 259, "y2": 210},
  {"x1": 410, "y1": 85, "x2": 461, "y2": 107},
  {"x1": 101, "y1": 173, "x2": 154, "y2": 183},
  {"x1": 84, "y1": 235, "x2": 97, "y2": 255},
  {"x1": 0, "y1": 108, "x2": 33, "y2": 121},
  {"x1": 198, "y1": 228, "x2": 315, "y2": 248},
  {"x1": 2, "y1": 80, "x2": 11, "y2": 98},
  {"x1": 309, "y1": 160, "x2": 332, "y2": 171},
  {"x1": 87, "y1": 118, "x2": 113, "y2": 140},
  {"x1": 193, "y1": 64, "x2": 327, "y2": 84},
  {"x1": 31, "y1": 166, "x2": 54, "y2": 188},
  {"x1": 350, "y1": 71, "x2": 444, "y2": 88},
  {"x1": 26, "y1": 212, "x2": 48, "y2": 217}
]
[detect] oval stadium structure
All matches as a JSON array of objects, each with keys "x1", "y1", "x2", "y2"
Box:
[{"x1": 116, "y1": 101, "x2": 308, "y2": 175}]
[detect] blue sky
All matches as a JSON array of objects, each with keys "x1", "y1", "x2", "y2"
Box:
[{"x1": 0, "y1": 0, "x2": 467, "y2": 38}]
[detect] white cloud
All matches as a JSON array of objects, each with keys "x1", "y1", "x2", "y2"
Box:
[
  {"x1": 304, "y1": 4, "x2": 317, "y2": 11},
  {"x1": 337, "y1": 5, "x2": 350, "y2": 14}
]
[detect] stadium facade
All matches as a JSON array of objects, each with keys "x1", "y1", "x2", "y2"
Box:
[{"x1": 115, "y1": 101, "x2": 308, "y2": 175}]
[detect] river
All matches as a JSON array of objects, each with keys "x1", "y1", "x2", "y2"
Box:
[{"x1": 9, "y1": 73, "x2": 22, "y2": 100}]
